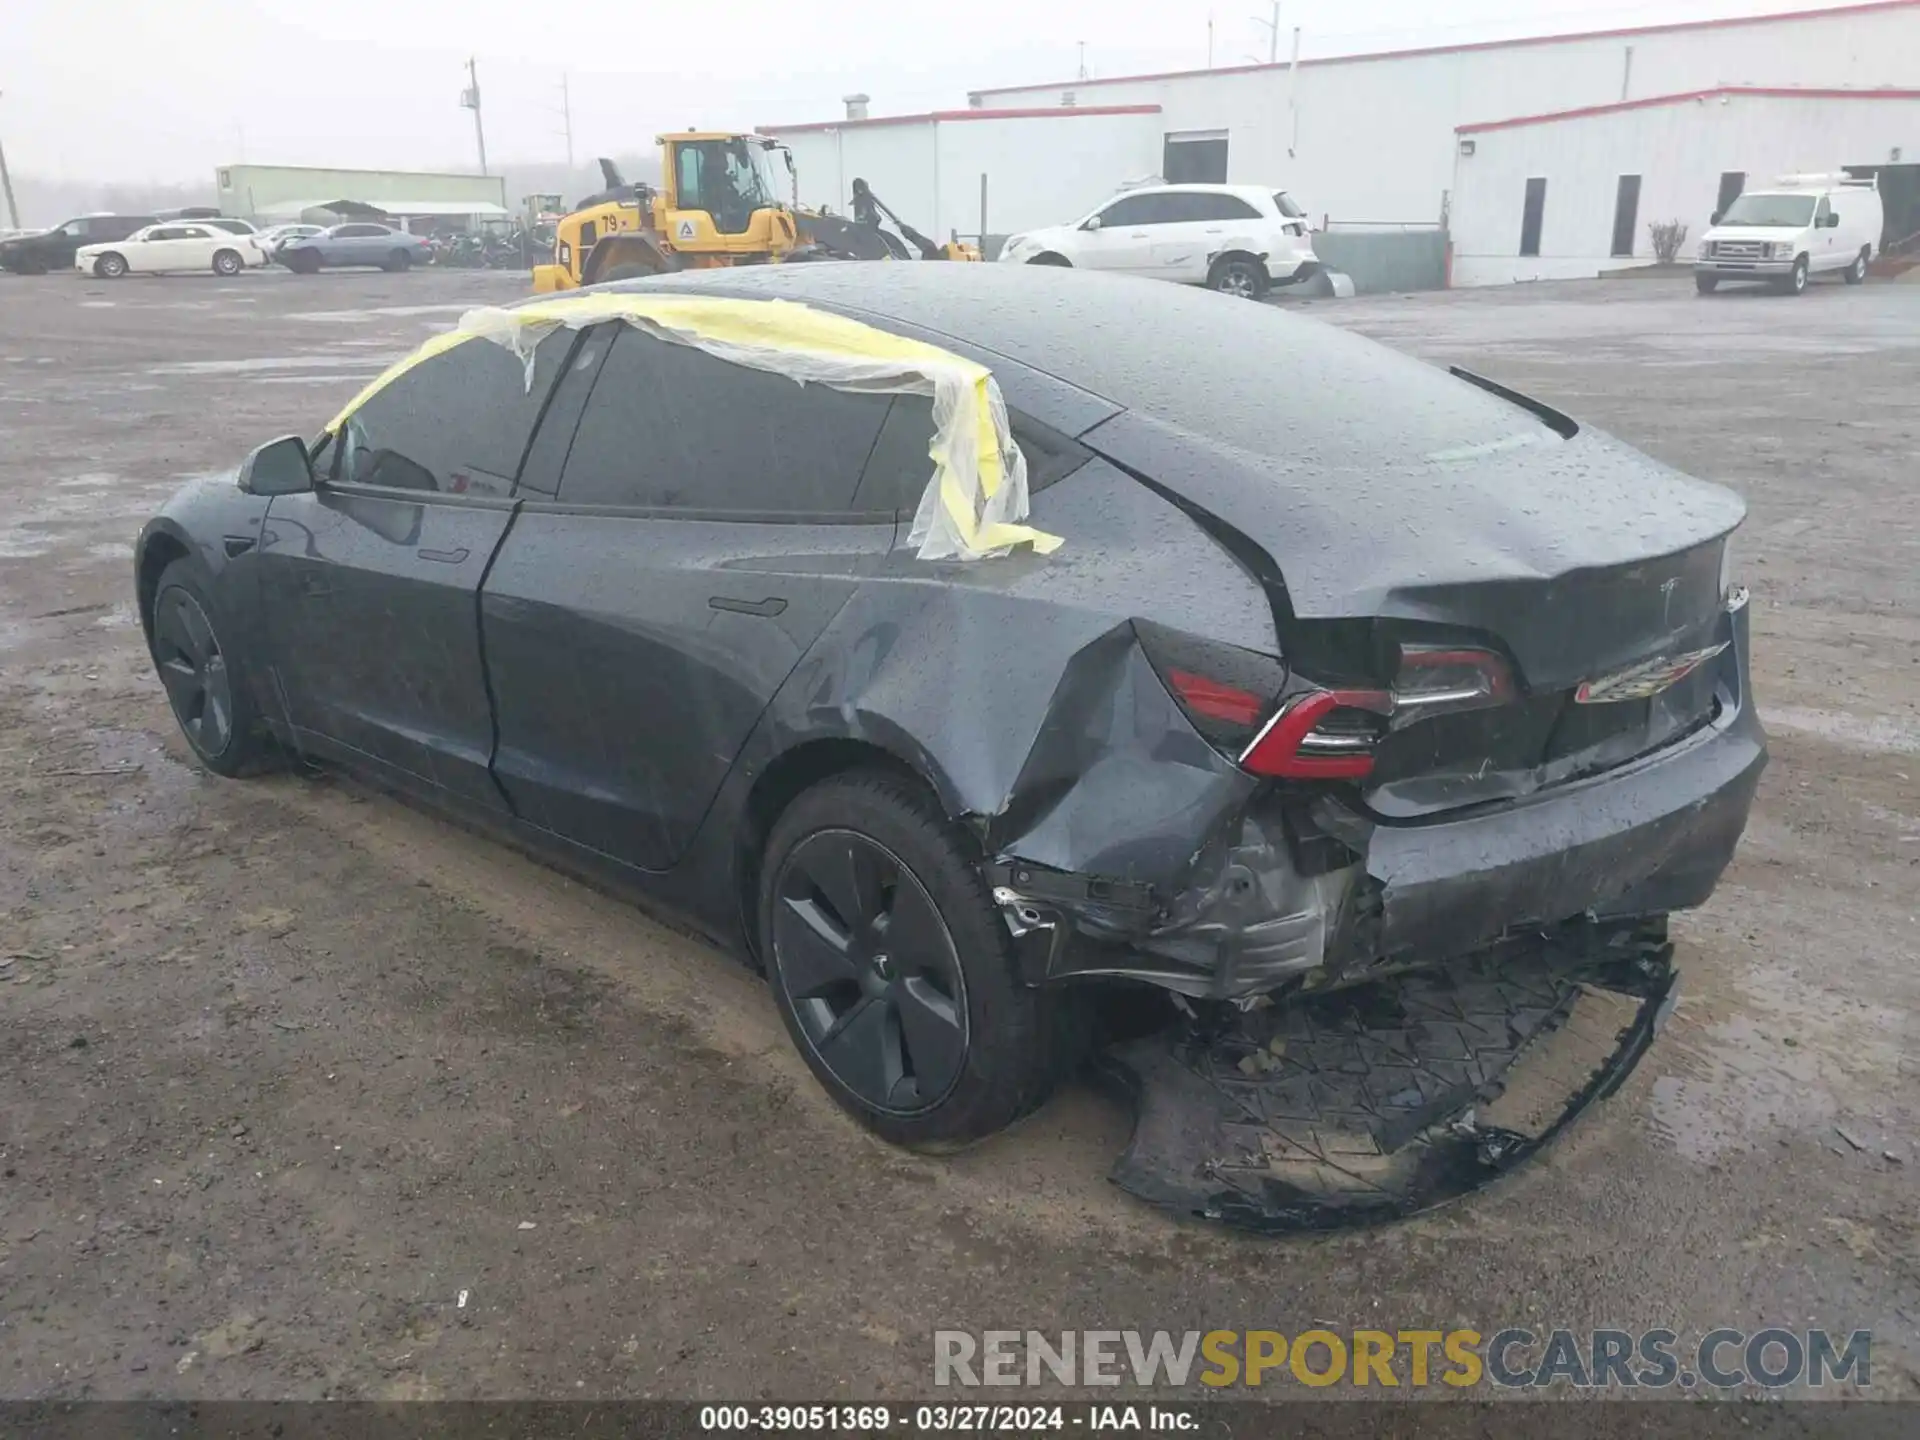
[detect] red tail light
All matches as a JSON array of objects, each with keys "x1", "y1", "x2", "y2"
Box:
[
  {"x1": 1240, "y1": 689, "x2": 1390, "y2": 779},
  {"x1": 1140, "y1": 623, "x2": 1516, "y2": 785}
]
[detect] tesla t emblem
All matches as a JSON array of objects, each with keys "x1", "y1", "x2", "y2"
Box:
[{"x1": 1575, "y1": 644, "x2": 1728, "y2": 704}]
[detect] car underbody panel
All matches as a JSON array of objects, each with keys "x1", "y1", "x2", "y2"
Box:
[{"x1": 1095, "y1": 918, "x2": 1676, "y2": 1231}]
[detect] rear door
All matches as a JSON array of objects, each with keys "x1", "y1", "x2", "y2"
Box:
[
  {"x1": 173, "y1": 224, "x2": 219, "y2": 271},
  {"x1": 1151, "y1": 192, "x2": 1263, "y2": 281},
  {"x1": 481, "y1": 325, "x2": 899, "y2": 872},
  {"x1": 257, "y1": 330, "x2": 580, "y2": 809}
]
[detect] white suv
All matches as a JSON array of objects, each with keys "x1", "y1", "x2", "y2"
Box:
[{"x1": 998, "y1": 183, "x2": 1317, "y2": 299}]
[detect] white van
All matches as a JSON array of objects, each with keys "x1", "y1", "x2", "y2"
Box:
[{"x1": 1695, "y1": 173, "x2": 1883, "y2": 295}]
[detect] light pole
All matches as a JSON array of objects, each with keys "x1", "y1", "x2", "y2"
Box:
[
  {"x1": 460, "y1": 58, "x2": 489, "y2": 175},
  {"x1": 0, "y1": 91, "x2": 21, "y2": 229},
  {"x1": 1251, "y1": 2, "x2": 1280, "y2": 63}
]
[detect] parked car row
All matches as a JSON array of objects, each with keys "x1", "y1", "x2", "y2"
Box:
[{"x1": 1, "y1": 211, "x2": 444, "y2": 278}]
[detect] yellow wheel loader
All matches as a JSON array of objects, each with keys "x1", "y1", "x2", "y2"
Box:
[{"x1": 531, "y1": 137, "x2": 978, "y2": 291}]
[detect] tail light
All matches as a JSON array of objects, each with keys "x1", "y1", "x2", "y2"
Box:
[{"x1": 1141, "y1": 624, "x2": 1515, "y2": 784}]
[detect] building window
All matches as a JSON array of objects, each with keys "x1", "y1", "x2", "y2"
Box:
[
  {"x1": 1164, "y1": 130, "x2": 1229, "y2": 184},
  {"x1": 1518, "y1": 178, "x2": 1548, "y2": 257},
  {"x1": 1611, "y1": 175, "x2": 1642, "y2": 258},
  {"x1": 1716, "y1": 171, "x2": 1746, "y2": 220}
]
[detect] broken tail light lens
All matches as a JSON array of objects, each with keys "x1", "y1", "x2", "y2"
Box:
[{"x1": 1141, "y1": 625, "x2": 1517, "y2": 784}]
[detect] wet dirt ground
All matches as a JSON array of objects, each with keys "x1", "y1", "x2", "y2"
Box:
[{"x1": 1, "y1": 268, "x2": 1915, "y2": 1401}]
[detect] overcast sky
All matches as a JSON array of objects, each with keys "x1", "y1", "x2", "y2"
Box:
[{"x1": 5, "y1": 0, "x2": 1854, "y2": 182}]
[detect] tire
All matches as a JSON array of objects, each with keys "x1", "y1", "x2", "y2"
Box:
[
  {"x1": 1778, "y1": 256, "x2": 1809, "y2": 295},
  {"x1": 212, "y1": 248, "x2": 243, "y2": 277},
  {"x1": 759, "y1": 770, "x2": 1066, "y2": 1149},
  {"x1": 1845, "y1": 248, "x2": 1869, "y2": 285},
  {"x1": 385, "y1": 250, "x2": 412, "y2": 272},
  {"x1": 1025, "y1": 253, "x2": 1071, "y2": 266},
  {"x1": 285, "y1": 251, "x2": 320, "y2": 274},
  {"x1": 1207, "y1": 256, "x2": 1268, "y2": 300},
  {"x1": 1695, "y1": 273, "x2": 1718, "y2": 294},
  {"x1": 96, "y1": 253, "x2": 128, "y2": 280},
  {"x1": 147, "y1": 558, "x2": 277, "y2": 778}
]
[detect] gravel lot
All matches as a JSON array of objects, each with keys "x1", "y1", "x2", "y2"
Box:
[{"x1": 1, "y1": 266, "x2": 1915, "y2": 1401}]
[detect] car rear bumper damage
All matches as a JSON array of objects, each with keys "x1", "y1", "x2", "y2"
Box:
[{"x1": 988, "y1": 597, "x2": 1763, "y2": 1001}]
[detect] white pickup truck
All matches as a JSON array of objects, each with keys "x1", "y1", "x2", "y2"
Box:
[{"x1": 1695, "y1": 173, "x2": 1883, "y2": 295}]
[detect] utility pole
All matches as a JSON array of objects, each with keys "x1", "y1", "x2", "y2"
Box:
[
  {"x1": 559, "y1": 73, "x2": 574, "y2": 171},
  {"x1": 1252, "y1": 2, "x2": 1280, "y2": 63},
  {"x1": 0, "y1": 92, "x2": 19, "y2": 230},
  {"x1": 1208, "y1": 14, "x2": 1215, "y2": 68},
  {"x1": 1076, "y1": 41, "x2": 1089, "y2": 82},
  {"x1": 460, "y1": 57, "x2": 488, "y2": 175}
]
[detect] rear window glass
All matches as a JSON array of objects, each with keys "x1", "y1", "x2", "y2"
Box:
[{"x1": 1273, "y1": 191, "x2": 1305, "y2": 218}]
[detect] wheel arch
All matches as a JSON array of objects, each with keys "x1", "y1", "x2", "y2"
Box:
[
  {"x1": 1026, "y1": 252, "x2": 1072, "y2": 267},
  {"x1": 732, "y1": 735, "x2": 958, "y2": 968},
  {"x1": 1208, "y1": 248, "x2": 1269, "y2": 281},
  {"x1": 136, "y1": 526, "x2": 194, "y2": 643}
]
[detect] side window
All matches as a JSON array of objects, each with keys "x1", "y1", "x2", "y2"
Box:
[
  {"x1": 332, "y1": 335, "x2": 571, "y2": 498},
  {"x1": 555, "y1": 329, "x2": 893, "y2": 513},
  {"x1": 1181, "y1": 193, "x2": 1261, "y2": 221},
  {"x1": 1814, "y1": 196, "x2": 1832, "y2": 225},
  {"x1": 179, "y1": 226, "x2": 209, "y2": 240},
  {"x1": 852, "y1": 397, "x2": 1091, "y2": 513},
  {"x1": 513, "y1": 325, "x2": 616, "y2": 497},
  {"x1": 1098, "y1": 194, "x2": 1160, "y2": 227},
  {"x1": 148, "y1": 228, "x2": 181, "y2": 241}
]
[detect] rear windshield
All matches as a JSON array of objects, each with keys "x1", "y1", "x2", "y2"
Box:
[
  {"x1": 1273, "y1": 191, "x2": 1306, "y2": 219},
  {"x1": 1718, "y1": 194, "x2": 1816, "y2": 227}
]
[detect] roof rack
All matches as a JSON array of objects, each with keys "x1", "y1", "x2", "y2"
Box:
[{"x1": 1773, "y1": 171, "x2": 1879, "y2": 189}]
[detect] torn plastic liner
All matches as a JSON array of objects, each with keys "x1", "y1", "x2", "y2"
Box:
[{"x1": 324, "y1": 292, "x2": 1061, "y2": 562}]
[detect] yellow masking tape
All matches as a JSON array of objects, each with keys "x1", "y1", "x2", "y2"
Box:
[{"x1": 324, "y1": 292, "x2": 1061, "y2": 557}]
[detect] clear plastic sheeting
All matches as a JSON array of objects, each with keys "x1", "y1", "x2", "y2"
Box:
[{"x1": 327, "y1": 291, "x2": 1061, "y2": 561}]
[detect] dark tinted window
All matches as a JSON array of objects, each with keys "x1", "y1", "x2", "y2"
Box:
[
  {"x1": 1273, "y1": 191, "x2": 1305, "y2": 219},
  {"x1": 513, "y1": 324, "x2": 617, "y2": 497},
  {"x1": 556, "y1": 329, "x2": 892, "y2": 513},
  {"x1": 852, "y1": 397, "x2": 1089, "y2": 513},
  {"x1": 1097, "y1": 193, "x2": 1167, "y2": 227},
  {"x1": 333, "y1": 334, "x2": 574, "y2": 497},
  {"x1": 1165, "y1": 192, "x2": 1261, "y2": 222}
]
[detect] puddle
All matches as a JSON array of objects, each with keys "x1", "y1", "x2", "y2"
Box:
[
  {"x1": 79, "y1": 300, "x2": 117, "y2": 309},
  {"x1": 1765, "y1": 705, "x2": 1920, "y2": 755},
  {"x1": 56, "y1": 473, "x2": 130, "y2": 489},
  {"x1": 148, "y1": 355, "x2": 386, "y2": 376},
  {"x1": 287, "y1": 303, "x2": 473, "y2": 323}
]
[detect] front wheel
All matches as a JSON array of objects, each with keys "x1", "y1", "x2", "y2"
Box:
[
  {"x1": 95, "y1": 253, "x2": 128, "y2": 279},
  {"x1": 1845, "y1": 248, "x2": 1869, "y2": 285},
  {"x1": 1025, "y1": 253, "x2": 1071, "y2": 267},
  {"x1": 759, "y1": 770, "x2": 1066, "y2": 1149},
  {"x1": 148, "y1": 559, "x2": 278, "y2": 778},
  {"x1": 1208, "y1": 256, "x2": 1268, "y2": 300},
  {"x1": 1778, "y1": 256, "x2": 1809, "y2": 295},
  {"x1": 1695, "y1": 273, "x2": 1719, "y2": 294}
]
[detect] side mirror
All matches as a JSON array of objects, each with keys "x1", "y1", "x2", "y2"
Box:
[
  {"x1": 238, "y1": 435, "x2": 314, "y2": 496},
  {"x1": 1824, "y1": 211, "x2": 1840, "y2": 228},
  {"x1": 1709, "y1": 210, "x2": 1723, "y2": 225},
  {"x1": 1082, "y1": 215, "x2": 1103, "y2": 232}
]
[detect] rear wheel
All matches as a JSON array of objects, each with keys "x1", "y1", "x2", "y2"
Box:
[
  {"x1": 148, "y1": 558, "x2": 277, "y2": 777},
  {"x1": 1208, "y1": 256, "x2": 1268, "y2": 300},
  {"x1": 759, "y1": 770, "x2": 1065, "y2": 1149},
  {"x1": 212, "y1": 248, "x2": 243, "y2": 277},
  {"x1": 96, "y1": 253, "x2": 128, "y2": 279},
  {"x1": 1845, "y1": 248, "x2": 1869, "y2": 285},
  {"x1": 285, "y1": 251, "x2": 320, "y2": 274},
  {"x1": 1694, "y1": 273, "x2": 1719, "y2": 294},
  {"x1": 385, "y1": 249, "x2": 412, "y2": 272}
]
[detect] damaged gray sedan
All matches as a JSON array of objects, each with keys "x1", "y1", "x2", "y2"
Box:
[{"x1": 134, "y1": 265, "x2": 1763, "y2": 1152}]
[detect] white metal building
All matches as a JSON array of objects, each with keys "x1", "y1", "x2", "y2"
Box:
[
  {"x1": 1449, "y1": 87, "x2": 1920, "y2": 284},
  {"x1": 764, "y1": 1, "x2": 1920, "y2": 284},
  {"x1": 766, "y1": 106, "x2": 1162, "y2": 243}
]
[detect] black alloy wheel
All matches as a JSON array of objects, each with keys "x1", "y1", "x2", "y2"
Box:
[
  {"x1": 152, "y1": 587, "x2": 234, "y2": 761},
  {"x1": 771, "y1": 829, "x2": 970, "y2": 1115}
]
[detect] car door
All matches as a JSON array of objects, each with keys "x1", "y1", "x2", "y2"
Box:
[
  {"x1": 256, "y1": 329, "x2": 580, "y2": 809},
  {"x1": 1143, "y1": 193, "x2": 1226, "y2": 281},
  {"x1": 141, "y1": 226, "x2": 200, "y2": 272},
  {"x1": 1812, "y1": 195, "x2": 1838, "y2": 271},
  {"x1": 481, "y1": 324, "x2": 900, "y2": 873},
  {"x1": 1074, "y1": 193, "x2": 1164, "y2": 275},
  {"x1": 174, "y1": 224, "x2": 219, "y2": 271}
]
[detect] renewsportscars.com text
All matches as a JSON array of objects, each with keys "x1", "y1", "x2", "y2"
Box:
[{"x1": 933, "y1": 1328, "x2": 1871, "y2": 1390}]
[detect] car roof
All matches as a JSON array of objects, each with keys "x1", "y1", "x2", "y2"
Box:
[
  {"x1": 1120, "y1": 183, "x2": 1278, "y2": 200},
  {"x1": 595, "y1": 264, "x2": 1536, "y2": 464}
]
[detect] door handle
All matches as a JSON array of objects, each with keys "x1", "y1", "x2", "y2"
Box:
[
  {"x1": 417, "y1": 546, "x2": 470, "y2": 565},
  {"x1": 709, "y1": 596, "x2": 787, "y2": 618},
  {"x1": 223, "y1": 535, "x2": 256, "y2": 558}
]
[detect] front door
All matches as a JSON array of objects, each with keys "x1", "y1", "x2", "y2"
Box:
[
  {"x1": 1078, "y1": 192, "x2": 1166, "y2": 275},
  {"x1": 481, "y1": 324, "x2": 901, "y2": 872},
  {"x1": 257, "y1": 328, "x2": 580, "y2": 807}
]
